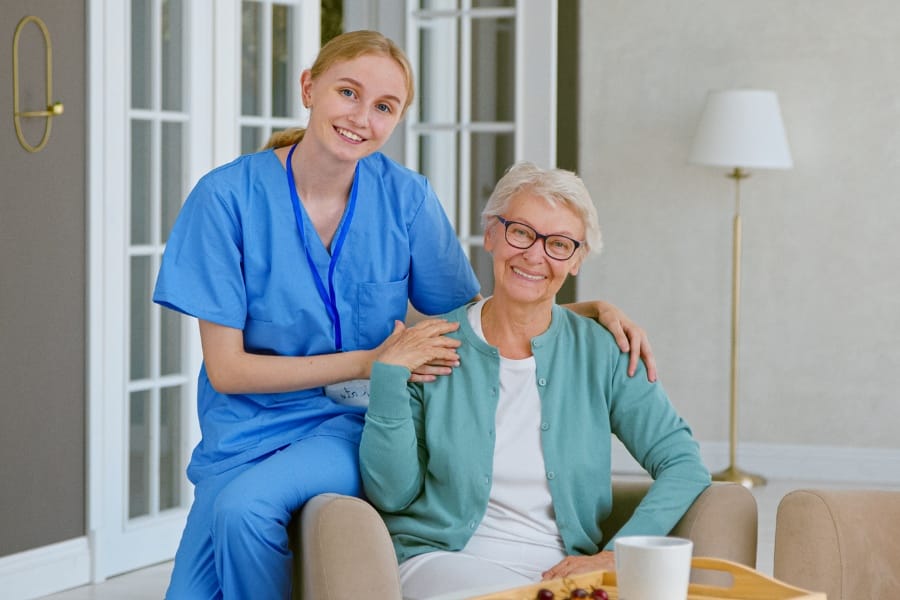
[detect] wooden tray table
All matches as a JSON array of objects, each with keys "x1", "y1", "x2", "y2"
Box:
[{"x1": 470, "y1": 557, "x2": 826, "y2": 600}]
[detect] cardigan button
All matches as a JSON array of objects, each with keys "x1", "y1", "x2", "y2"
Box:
[
  {"x1": 540, "y1": 422, "x2": 550, "y2": 431},
  {"x1": 538, "y1": 377, "x2": 547, "y2": 386},
  {"x1": 546, "y1": 471, "x2": 555, "y2": 480}
]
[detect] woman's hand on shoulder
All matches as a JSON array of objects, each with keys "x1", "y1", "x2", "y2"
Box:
[
  {"x1": 373, "y1": 319, "x2": 462, "y2": 382},
  {"x1": 564, "y1": 300, "x2": 657, "y2": 382},
  {"x1": 595, "y1": 301, "x2": 657, "y2": 382},
  {"x1": 541, "y1": 551, "x2": 616, "y2": 581}
]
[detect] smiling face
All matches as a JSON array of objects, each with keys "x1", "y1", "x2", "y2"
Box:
[
  {"x1": 300, "y1": 53, "x2": 408, "y2": 163},
  {"x1": 484, "y1": 190, "x2": 586, "y2": 310}
]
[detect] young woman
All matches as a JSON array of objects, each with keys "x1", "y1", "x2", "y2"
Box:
[{"x1": 154, "y1": 30, "x2": 654, "y2": 599}]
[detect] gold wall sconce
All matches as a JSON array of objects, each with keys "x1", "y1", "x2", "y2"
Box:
[{"x1": 13, "y1": 15, "x2": 65, "y2": 153}]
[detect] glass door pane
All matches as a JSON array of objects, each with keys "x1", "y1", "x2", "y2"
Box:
[
  {"x1": 240, "y1": 0, "x2": 305, "y2": 154},
  {"x1": 407, "y1": 1, "x2": 516, "y2": 290},
  {"x1": 128, "y1": 0, "x2": 189, "y2": 521}
]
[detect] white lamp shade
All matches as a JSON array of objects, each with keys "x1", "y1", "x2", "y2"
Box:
[{"x1": 689, "y1": 89, "x2": 793, "y2": 170}]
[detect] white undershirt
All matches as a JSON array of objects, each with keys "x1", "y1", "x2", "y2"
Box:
[{"x1": 461, "y1": 299, "x2": 565, "y2": 576}]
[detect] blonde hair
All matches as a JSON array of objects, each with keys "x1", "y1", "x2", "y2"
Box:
[
  {"x1": 482, "y1": 162, "x2": 602, "y2": 255},
  {"x1": 263, "y1": 30, "x2": 415, "y2": 150}
]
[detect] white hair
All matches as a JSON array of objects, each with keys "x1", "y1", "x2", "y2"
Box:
[{"x1": 481, "y1": 161, "x2": 602, "y2": 255}]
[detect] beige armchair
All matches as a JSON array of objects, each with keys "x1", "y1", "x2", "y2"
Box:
[
  {"x1": 774, "y1": 488, "x2": 900, "y2": 600},
  {"x1": 291, "y1": 481, "x2": 757, "y2": 599}
]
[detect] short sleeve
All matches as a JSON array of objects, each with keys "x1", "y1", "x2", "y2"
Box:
[
  {"x1": 407, "y1": 181, "x2": 481, "y2": 315},
  {"x1": 153, "y1": 174, "x2": 248, "y2": 329}
]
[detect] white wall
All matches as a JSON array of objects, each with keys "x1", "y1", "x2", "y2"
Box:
[{"x1": 577, "y1": 1, "x2": 900, "y2": 473}]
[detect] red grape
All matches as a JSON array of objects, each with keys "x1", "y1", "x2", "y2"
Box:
[
  {"x1": 570, "y1": 589, "x2": 589, "y2": 599},
  {"x1": 536, "y1": 589, "x2": 555, "y2": 600},
  {"x1": 590, "y1": 589, "x2": 609, "y2": 600}
]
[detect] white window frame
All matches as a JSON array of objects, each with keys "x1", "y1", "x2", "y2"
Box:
[{"x1": 214, "y1": 0, "x2": 319, "y2": 164}]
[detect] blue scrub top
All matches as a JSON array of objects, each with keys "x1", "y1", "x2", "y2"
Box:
[{"x1": 153, "y1": 149, "x2": 480, "y2": 482}]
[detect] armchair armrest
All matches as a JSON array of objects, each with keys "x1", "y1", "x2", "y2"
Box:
[
  {"x1": 292, "y1": 493, "x2": 402, "y2": 600},
  {"x1": 774, "y1": 489, "x2": 900, "y2": 600}
]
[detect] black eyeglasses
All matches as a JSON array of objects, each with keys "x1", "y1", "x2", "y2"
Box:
[{"x1": 495, "y1": 216, "x2": 583, "y2": 261}]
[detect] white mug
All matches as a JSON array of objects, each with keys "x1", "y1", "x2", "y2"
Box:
[{"x1": 614, "y1": 535, "x2": 693, "y2": 600}]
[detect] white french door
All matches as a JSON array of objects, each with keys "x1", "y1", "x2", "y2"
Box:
[{"x1": 89, "y1": 0, "x2": 319, "y2": 580}]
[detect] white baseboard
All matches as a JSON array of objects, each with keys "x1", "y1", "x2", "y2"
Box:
[
  {"x1": 612, "y1": 440, "x2": 900, "y2": 485},
  {"x1": 0, "y1": 537, "x2": 91, "y2": 600}
]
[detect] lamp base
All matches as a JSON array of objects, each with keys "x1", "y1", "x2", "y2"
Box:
[{"x1": 712, "y1": 465, "x2": 766, "y2": 489}]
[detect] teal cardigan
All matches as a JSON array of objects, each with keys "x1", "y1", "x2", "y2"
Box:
[{"x1": 359, "y1": 303, "x2": 710, "y2": 564}]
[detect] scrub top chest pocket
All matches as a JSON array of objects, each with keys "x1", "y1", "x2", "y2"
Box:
[{"x1": 355, "y1": 276, "x2": 410, "y2": 350}]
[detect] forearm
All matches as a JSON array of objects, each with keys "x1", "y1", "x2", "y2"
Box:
[
  {"x1": 208, "y1": 349, "x2": 375, "y2": 395},
  {"x1": 199, "y1": 319, "x2": 374, "y2": 394},
  {"x1": 359, "y1": 362, "x2": 425, "y2": 511},
  {"x1": 611, "y1": 419, "x2": 710, "y2": 545},
  {"x1": 605, "y1": 468, "x2": 710, "y2": 549}
]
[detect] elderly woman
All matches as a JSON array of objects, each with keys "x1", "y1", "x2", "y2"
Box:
[{"x1": 359, "y1": 162, "x2": 711, "y2": 599}]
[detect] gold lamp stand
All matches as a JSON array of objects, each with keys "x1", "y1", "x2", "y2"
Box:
[{"x1": 712, "y1": 167, "x2": 766, "y2": 488}]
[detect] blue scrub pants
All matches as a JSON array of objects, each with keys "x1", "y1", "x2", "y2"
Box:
[{"x1": 165, "y1": 435, "x2": 363, "y2": 600}]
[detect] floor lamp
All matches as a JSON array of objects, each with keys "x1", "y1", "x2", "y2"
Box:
[{"x1": 689, "y1": 89, "x2": 793, "y2": 488}]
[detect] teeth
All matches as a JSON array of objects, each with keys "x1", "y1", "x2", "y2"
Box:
[
  {"x1": 513, "y1": 267, "x2": 545, "y2": 281},
  {"x1": 337, "y1": 127, "x2": 362, "y2": 141}
]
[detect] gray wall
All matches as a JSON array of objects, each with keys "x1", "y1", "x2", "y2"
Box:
[
  {"x1": 577, "y1": 1, "x2": 900, "y2": 453},
  {"x1": 0, "y1": 0, "x2": 86, "y2": 555}
]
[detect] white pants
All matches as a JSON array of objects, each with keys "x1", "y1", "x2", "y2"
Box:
[
  {"x1": 400, "y1": 537, "x2": 565, "y2": 600},
  {"x1": 399, "y1": 551, "x2": 537, "y2": 600}
]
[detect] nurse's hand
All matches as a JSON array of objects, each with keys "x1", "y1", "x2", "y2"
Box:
[
  {"x1": 562, "y1": 300, "x2": 657, "y2": 382},
  {"x1": 373, "y1": 319, "x2": 461, "y2": 382}
]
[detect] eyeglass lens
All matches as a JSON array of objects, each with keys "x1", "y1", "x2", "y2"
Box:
[{"x1": 504, "y1": 220, "x2": 578, "y2": 260}]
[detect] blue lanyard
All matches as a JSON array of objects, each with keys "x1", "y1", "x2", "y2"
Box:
[{"x1": 285, "y1": 143, "x2": 359, "y2": 351}]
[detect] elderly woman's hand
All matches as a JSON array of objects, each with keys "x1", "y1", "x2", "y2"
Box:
[
  {"x1": 541, "y1": 551, "x2": 616, "y2": 581},
  {"x1": 373, "y1": 319, "x2": 462, "y2": 382},
  {"x1": 563, "y1": 300, "x2": 657, "y2": 382}
]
